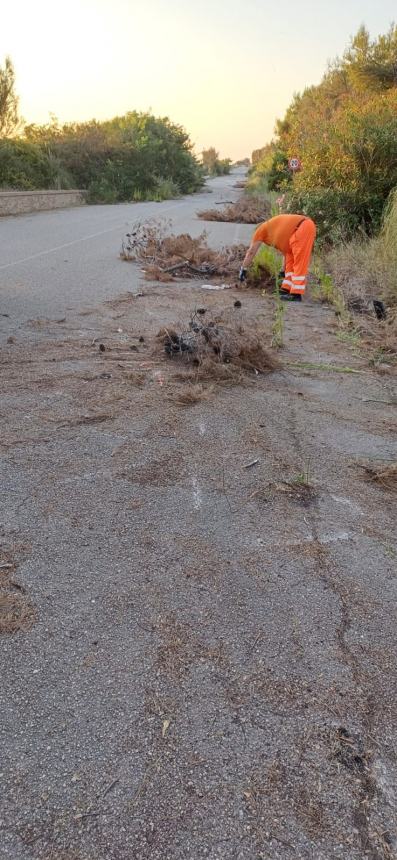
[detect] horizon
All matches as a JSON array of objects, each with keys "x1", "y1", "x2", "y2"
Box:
[{"x1": 1, "y1": 0, "x2": 396, "y2": 160}]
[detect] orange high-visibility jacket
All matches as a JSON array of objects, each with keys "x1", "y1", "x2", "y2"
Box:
[{"x1": 253, "y1": 215, "x2": 307, "y2": 254}]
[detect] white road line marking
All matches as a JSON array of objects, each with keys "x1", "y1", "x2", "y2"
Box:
[
  {"x1": 319, "y1": 531, "x2": 353, "y2": 544},
  {"x1": 330, "y1": 495, "x2": 363, "y2": 514},
  {"x1": 191, "y1": 476, "x2": 202, "y2": 511}
]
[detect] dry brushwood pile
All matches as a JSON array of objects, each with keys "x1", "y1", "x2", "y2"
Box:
[
  {"x1": 158, "y1": 309, "x2": 277, "y2": 381},
  {"x1": 121, "y1": 220, "x2": 245, "y2": 283},
  {"x1": 362, "y1": 462, "x2": 397, "y2": 491},
  {"x1": 197, "y1": 195, "x2": 271, "y2": 225}
]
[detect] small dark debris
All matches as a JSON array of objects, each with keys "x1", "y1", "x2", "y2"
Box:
[
  {"x1": 99, "y1": 344, "x2": 106, "y2": 352},
  {"x1": 373, "y1": 299, "x2": 387, "y2": 320},
  {"x1": 139, "y1": 336, "x2": 145, "y2": 343},
  {"x1": 7, "y1": 336, "x2": 15, "y2": 344},
  {"x1": 196, "y1": 308, "x2": 207, "y2": 315},
  {"x1": 234, "y1": 300, "x2": 242, "y2": 308},
  {"x1": 164, "y1": 332, "x2": 195, "y2": 356},
  {"x1": 383, "y1": 832, "x2": 394, "y2": 847},
  {"x1": 99, "y1": 373, "x2": 112, "y2": 379},
  {"x1": 347, "y1": 296, "x2": 369, "y2": 314},
  {"x1": 334, "y1": 726, "x2": 367, "y2": 774},
  {"x1": 130, "y1": 345, "x2": 139, "y2": 352}
]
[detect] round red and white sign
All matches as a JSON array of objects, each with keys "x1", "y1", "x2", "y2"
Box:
[{"x1": 288, "y1": 157, "x2": 302, "y2": 172}]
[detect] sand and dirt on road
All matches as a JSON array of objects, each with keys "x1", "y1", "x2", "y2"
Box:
[{"x1": 1, "y1": 263, "x2": 397, "y2": 859}]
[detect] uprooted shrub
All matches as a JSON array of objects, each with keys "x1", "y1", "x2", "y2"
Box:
[
  {"x1": 121, "y1": 220, "x2": 247, "y2": 283},
  {"x1": 157, "y1": 310, "x2": 278, "y2": 383}
]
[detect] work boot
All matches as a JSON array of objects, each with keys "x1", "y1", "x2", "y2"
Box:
[{"x1": 280, "y1": 293, "x2": 302, "y2": 302}]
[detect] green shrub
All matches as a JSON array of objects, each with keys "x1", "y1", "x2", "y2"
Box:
[
  {"x1": 267, "y1": 150, "x2": 292, "y2": 191},
  {"x1": 284, "y1": 188, "x2": 385, "y2": 244},
  {"x1": 250, "y1": 26, "x2": 397, "y2": 245},
  {"x1": 0, "y1": 139, "x2": 74, "y2": 190},
  {"x1": 152, "y1": 178, "x2": 180, "y2": 201},
  {"x1": 14, "y1": 112, "x2": 204, "y2": 202}
]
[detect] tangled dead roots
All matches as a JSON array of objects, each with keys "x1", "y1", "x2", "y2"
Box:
[
  {"x1": 157, "y1": 311, "x2": 278, "y2": 383},
  {"x1": 121, "y1": 220, "x2": 245, "y2": 282}
]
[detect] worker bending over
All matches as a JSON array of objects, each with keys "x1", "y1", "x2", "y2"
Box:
[{"x1": 239, "y1": 214, "x2": 316, "y2": 301}]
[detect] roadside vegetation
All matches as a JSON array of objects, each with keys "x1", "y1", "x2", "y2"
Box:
[
  {"x1": 251, "y1": 26, "x2": 397, "y2": 242},
  {"x1": 201, "y1": 147, "x2": 232, "y2": 176},
  {"x1": 0, "y1": 57, "x2": 203, "y2": 203},
  {"x1": 249, "y1": 25, "x2": 397, "y2": 322}
]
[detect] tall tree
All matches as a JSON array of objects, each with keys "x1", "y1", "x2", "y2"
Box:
[
  {"x1": 201, "y1": 147, "x2": 219, "y2": 174},
  {"x1": 0, "y1": 57, "x2": 19, "y2": 137}
]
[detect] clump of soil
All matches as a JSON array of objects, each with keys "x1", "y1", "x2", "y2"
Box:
[
  {"x1": 198, "y1": 194, "x2": 271, "y2": 225},
  {"x1": 121, "y1": 220, "x2": 245, "y2": 283},
  {"x1": 157, "y1": 311, "x2": 278, "y2": 383}
]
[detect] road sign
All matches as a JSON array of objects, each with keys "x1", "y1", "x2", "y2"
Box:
[{"x1": 288, "y1": 157, "x2": 302, "y2": 173}]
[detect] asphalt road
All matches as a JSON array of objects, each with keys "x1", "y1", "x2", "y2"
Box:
[
  {"x1": 0, "y1": 175, "x2": 252, "y2": 320},
  {"x1": 1, "y1": 179, "x2": 397, "y2": 860}
]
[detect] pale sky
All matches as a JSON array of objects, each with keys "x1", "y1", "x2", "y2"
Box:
[{"x1": 1, "y1": 0, "x2": 396, "y2": 160}]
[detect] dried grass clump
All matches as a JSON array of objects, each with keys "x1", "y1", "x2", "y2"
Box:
[
  {"x1": 0, "y1": 593, "x2": 33, "y2": 634},
  {"x1": 182, "y1": 356, "x2": 245, "y2": 385},
  {"x1": 124, "y1": 370, "x2": 146, "y2": 386},
  {"x1": 121, "y1": 220, "x2": 245, "y2": 282},
  {"x1": 383, "y1": 307, "x2": 397, "y2": 352},
  {"x1": 362, "y1": 462, "x2": 397, "y2": 490},
  {"x1": 198, "y1": 194, "x2": 271, "y2": 225},
  {"x1": 167, "y1": 383, "x2": 213, "y2": 406},
  {"x1": 0, "y1": 549, "x2": 36, "y2": 634},
  {"x1": 326, "y1": 188, "x2": 397, "y2": 313}
]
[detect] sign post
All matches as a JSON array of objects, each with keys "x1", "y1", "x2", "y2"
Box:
[{"x1": 288, "y1": 157, "x2": 302, "y2": 173}]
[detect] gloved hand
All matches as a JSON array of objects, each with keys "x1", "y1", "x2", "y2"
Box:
[{"x1": 239, "y1": 266, "x2": 247, "y2": 282}]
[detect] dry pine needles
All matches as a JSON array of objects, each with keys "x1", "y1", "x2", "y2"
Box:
[{"x1": 362, "y1": 462, "x2": 397, "y2": 490}]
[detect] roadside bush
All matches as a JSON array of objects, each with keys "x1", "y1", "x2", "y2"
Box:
[
  {"x1": 267, "y1": 150, "x2": 292, "y2": 192},
  {"x1": 201, "y1": 147, "x2": 232, "y2": 176},
  {"x1": 0, "y1": 139, "x2": 74, "y2": 190},
  {"x1": 285, "y1": 188, "x2": 385, "y2": 244},
  {"x1": 7, "y1": 112, "x2": 203, "y2": 202},
  {"x1": 250, "y1": 26, "x2": 397, "y2": 244}
]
